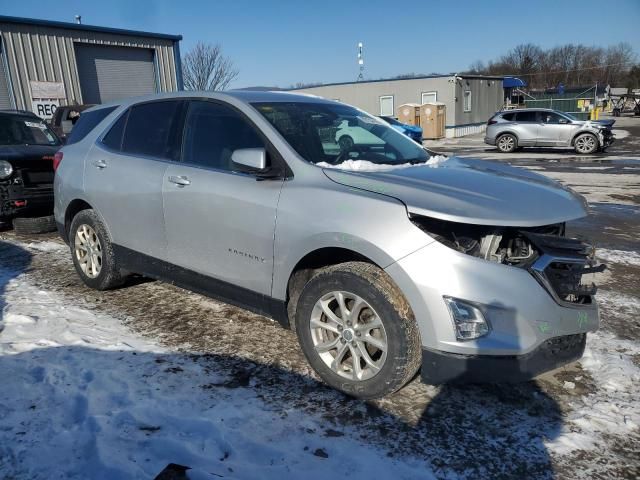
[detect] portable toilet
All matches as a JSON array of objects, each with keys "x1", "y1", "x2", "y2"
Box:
[
  {"x1": 420, "y1": 102, "x2": 446, "y2": 139},
  {"x1": 397, "y1": 103, "x2": 421, "y2": 126}
]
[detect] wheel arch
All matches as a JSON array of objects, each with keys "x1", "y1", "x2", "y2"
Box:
[
  {"x1": 63, "y1": 199, "x2": 94, "y2": 243},
  {"x1": 284, "y1": 246, "x2": 392, "y2": 330},
  {"x1": 571, "y1": 130, "x2": 598, "y2": 147}
]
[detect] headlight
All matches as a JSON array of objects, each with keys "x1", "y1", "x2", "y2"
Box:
[
  {"x1": 444, "y1": 296, "x2": 490, "y2": 341},
  {"x1": 0, "y1": 160, "x2": 13, "y2": 179}
]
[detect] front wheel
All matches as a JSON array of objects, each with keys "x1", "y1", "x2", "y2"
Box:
[
  {"x1": 574, "y1": 133, "x2": 598, "y2": 154},
  {"x1": 295, "y1": 262, "x2": 421, "y2": 399},
  {"x1": 69, "y1": 209, "x2": 125, "y2": 290}
]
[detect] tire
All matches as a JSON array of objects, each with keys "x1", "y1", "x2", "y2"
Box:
[
  {"x1": 496, "y1": 133, "x2": 517, "y2": 153},
  {"x1": 12, "y1": 215, "x2": 56, "y2": 235},
  {"x1": 338, "y1": 135, "x2": 354, "y2": 151},
  {"x1": 69, "y1": 209, "x2": 124, "y2": 290},
  {"x1": 574, "y1": 133, "x2": 598, "y2": 154},
  {"x1": 295, "y1": 261, "x2": 421, "y2": 399}
]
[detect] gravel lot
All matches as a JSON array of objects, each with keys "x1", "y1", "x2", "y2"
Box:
[{"x1": 1, "y1": 115, "x2": 639, "y2": 479}]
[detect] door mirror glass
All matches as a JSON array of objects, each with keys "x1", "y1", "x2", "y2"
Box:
[
  {"x1": 231, "y1": 148, "x2": 267, "y2": 171},
  {"x1": 558, "y1": 118, "x2": 569, "y2": 124}
]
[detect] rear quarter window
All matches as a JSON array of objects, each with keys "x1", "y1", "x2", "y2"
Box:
[
  {"x1": 66, "y1": 106, "x2": 117, "y2": 145},
  {"x1": 501, "y1": 112, "x2": 515, "y2": 121}
]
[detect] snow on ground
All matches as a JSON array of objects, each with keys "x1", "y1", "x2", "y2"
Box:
[
  {"x1": 0, "y1": 251, "x2": 434, "y2": 480},
  {"x1": 612, "y1": 129, "x2": 630, "y2": 139},
  {"x1": 316, "y1": 155, "x2": 448, "y2": 171},
  {"x1": 596, "y1": 248, "x2": 640, "y2": 267}
]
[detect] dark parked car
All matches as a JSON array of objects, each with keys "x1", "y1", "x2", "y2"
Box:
[
  {"x1": 0, "y1": 110, "x2": 61, "y2": 233},
  {"x1": 49, "y1": 104, "x2": 95, "y2": 142}
]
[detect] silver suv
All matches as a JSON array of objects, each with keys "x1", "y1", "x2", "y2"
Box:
[
  {"x1": 54, "y1": 92, "x2": 604, "y2": 398},
  {"x1": 485, "y1": 108, "x2": 614, "y2": 154}
]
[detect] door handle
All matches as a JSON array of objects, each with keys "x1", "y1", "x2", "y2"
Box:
[
  {"x1": 93, "y1": 159, "x2": 107, "y2": 169},
  {"x1": 168, "y1": 175, "x2": 191, "y2": 186}
]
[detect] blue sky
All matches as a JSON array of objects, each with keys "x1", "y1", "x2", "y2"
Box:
[{"x1": 2, "y1": 0, "x2": 639, "y2": 88}]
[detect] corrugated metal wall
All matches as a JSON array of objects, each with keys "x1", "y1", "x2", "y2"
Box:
[{"x1": 0, "y1": 21, "x2": 179, "y2": 110}]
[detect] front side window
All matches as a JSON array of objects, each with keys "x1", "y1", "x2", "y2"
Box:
[
  {"x1": 0, "y1": 115, "x2": 60, "y2": 146},
  {"x1": 254, "y1": 102, "x2": 429, "y2": 166},
  {"x1": 542, "y1": 112, "x2": 568, "y2": 124},
  {"x1": 121, "y1": 101, "x2": 182, "y2": 160},
  {"x1": 463, "y1": 90, "x2": 472, "y2": 112},
  {"x1": 182, "y1": 100, "x2": 265, "y2": 171}
]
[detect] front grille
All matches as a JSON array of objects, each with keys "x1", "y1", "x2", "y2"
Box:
[
  {"x1": 526, "y1": 232, "x2": 606, "y2": 305},
  {"x1": 21, "y1": 169, "x2": 54, "y2": 186}
]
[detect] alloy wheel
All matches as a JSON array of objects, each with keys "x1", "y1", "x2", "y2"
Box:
[
  {"x1": 309, "y1": 290, "x2": 388, "y2": 381},
  {"x1": 575, "y1": 135, "x2": 596, "y2": 154},
  {"x1": 498, "y1": 135, "x2": 515, "y2": 152},
  {"x1": 75, "y1": 224, "x2": 102, "y2": 278}
]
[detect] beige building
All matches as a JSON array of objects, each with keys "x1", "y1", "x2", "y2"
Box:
[
  {"x1": 0, "y1": 15, "x2": 182, "y2": 118},
  {"x1": 293, "y1": 74, "x2": 504, "y2": 138}
]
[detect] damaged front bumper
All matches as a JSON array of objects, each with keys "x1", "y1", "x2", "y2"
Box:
[
  {"x1": 0, "y1": 181, "x2": 54, "y2": 220},
  {"x1": 385, "y1": 235, "x2": 602, "y2": 384}
]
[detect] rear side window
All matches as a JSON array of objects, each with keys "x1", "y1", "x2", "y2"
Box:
[
  {"x1": 501, "y1": 112, "x2": 515, "y2": 121},
  {"x1": 66, "y1": 106, "x2": 117, "y2": 145},
  {"x1": 515, "y1": 111, "x2": 538, "y2": 122},
  {"x1": 121, "y1": 100, "x2": 182, "y2": 160},
  {"x1": 101, "y1": 110, "x2": 129, "y2": 151}
]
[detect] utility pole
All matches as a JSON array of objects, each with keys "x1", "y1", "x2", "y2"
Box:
[{"x1": 357, "y1": 42, "x2": 364, "y2": 82}]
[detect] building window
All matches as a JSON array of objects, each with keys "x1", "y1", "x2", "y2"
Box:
[
  {"x1": 421, "y1": 91, "x2": 437, "y2": 104},
  {"x1": 463, "y1": 90, "x2": 472, "y2": 112},
  {"x1": 379, "y1": 95, "x2": 394, "y2": 116}
]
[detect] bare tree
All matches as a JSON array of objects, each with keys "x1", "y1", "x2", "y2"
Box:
[{"x1": 182, "y1": 42, "x2": 239, "y2": 91}]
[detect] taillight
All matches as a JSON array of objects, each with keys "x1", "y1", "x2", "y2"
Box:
[
  {"x1": 487, "y1": 118, "x2": 498, "y2": 125},
  {"x1": 53, "y1": 151, "x2": 63, "y2": 172}
]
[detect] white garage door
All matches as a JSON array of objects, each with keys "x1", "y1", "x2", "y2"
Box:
[{"x1": 75, "y1": 44, "x2": 156, "y2": 104}]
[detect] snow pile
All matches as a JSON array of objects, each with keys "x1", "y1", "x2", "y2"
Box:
[
  {"x1": 547, "y1": 330, "x2": 640, "y2": 455},
  {"x1": 0, "y1": 258, "x2": 432, "y2": 479},
  {"x1": 317, "y1": 155, "x2": 448, "y2": 172},
  {"x1": 596, "y1": 248, "x2": 640, "y2": 267},
  {"x1": 612, "y1": 129, "x2": 630, "y2": 139}
]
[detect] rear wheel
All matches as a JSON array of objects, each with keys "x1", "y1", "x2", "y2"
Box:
[
  {"x1": 12, "y1": 215, "x2": 56, "y2": 235},
  {"x1": 496, "y1": 133, "x2": 517, "y2": 153},
  {"x1": 574, "y1": 133, "x2": 598, "y2": 154},
  {"x1": 69, "y1": 209, "x2": 124, "y2": 290},
  {"x1": 295, "y1": 262, "x2": 421, "y2": 399}
]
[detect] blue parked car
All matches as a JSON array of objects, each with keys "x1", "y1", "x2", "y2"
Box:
[{"x1": 379, "y1": 116, "x2": 423, "y2": 143}]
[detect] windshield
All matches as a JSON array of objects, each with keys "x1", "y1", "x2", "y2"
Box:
[
  {"x1": 0, "y1": 115, "x2": 60, "y2": 146},
  {"x1": 561, "y1": 112, "x2": 578, "y2": 121},
  {"x1": 380, "y1": 116, "x2": 401, "y2": 126},
  {"x1": 253, "y1": 102, "x2": 429, "y2": 165}
]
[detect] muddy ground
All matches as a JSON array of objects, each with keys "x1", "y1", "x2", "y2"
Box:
[{"x1": 1, "y1": 115, "x2": 639, "y2": 479}]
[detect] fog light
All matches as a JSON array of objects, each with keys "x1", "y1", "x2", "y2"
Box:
[{"x1": 444, "y1": 296, "x2": 490, "y2": 341}]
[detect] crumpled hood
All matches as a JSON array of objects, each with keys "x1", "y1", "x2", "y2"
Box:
[{"x1": 323, "y1": 157, "x2": 589, "y2": 226}]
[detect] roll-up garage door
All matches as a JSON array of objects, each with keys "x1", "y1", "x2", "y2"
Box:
[
  {"x1": 0, "y1": 43, "x2": 13, "y2": 109},
  {"x1": 75, "y1": 44, "x2": 156, "y2": 104}
]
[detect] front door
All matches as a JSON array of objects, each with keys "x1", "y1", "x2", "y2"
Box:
[
  {"x1": 162, "y1": 100, "x2": 284, "y2": 296},
  {"x1": 538, "y1": 111, "x2": 575, "y2": 146}
]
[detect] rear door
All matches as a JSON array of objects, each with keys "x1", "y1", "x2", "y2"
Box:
[
  {"x1": 84, "y1": 100, "x2": 183, "y2": 260},
  {"x1": 162, "y1": 99, "x2": 284, "y2": 296},
  {"x1": 514, "y1": 111, "x2": 541, "y2": 146}
]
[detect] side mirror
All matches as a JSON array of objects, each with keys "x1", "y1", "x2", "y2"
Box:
[
  {"x1": 558, "y1": 118, "x2": 569, "y2": 124},
  {"x1": 231, "y1": 148, "x2": 267, "y2": 171}
]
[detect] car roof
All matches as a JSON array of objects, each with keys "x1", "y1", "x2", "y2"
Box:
[
  {"x1": 500, "y1": 108, "x2": 558, "y2": 113},
  {"x1": 0, "y1": 109, "x2": 40, "y2": 118},
  {"x1": 86, "y1": 90, "x2": 338, "y2": 113}
]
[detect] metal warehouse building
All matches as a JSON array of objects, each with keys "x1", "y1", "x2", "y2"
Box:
[
  {"x1": 293, "y1": 75, "x2": 504, "y2": 137},
  {"x1": 0, "y1": 15, "x2": 182, "y2": 117}
]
